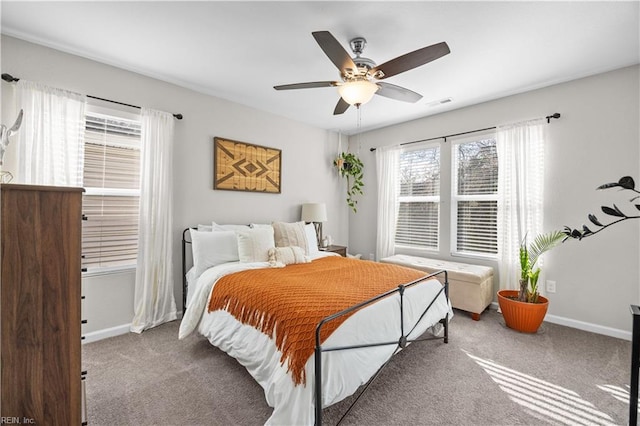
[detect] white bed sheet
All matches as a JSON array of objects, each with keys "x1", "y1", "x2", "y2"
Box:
[{"x1": 179, "y1": 254, "x2": 452, "y2": 425}]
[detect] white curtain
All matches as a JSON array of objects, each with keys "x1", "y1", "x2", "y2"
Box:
[
  {"x1": 16, "y1": 80, "x2": 86, "y2": 186},
  {"x1": 496, "y1": 118, "x2": 547, "y2": 290},
  {"x1": 131, "y1": 108, "x2": 177, "y2": 333},
  {"x1": 375, "y1": 145, "x2": 401, "y2": 261}
]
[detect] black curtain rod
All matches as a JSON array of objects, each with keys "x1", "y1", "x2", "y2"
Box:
[
  {"x1": 2, "y1": 73, "x2": 183, "y2": 120},
  {"x1": 369, "y1": 112, "x2": 561, "y2": 152}
]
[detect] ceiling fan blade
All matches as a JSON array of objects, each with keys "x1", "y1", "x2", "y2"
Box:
[
  {"x1": 371, "y1": 41, "x2": 450, "y2": 80},
  {"x1": 274, "y1": 81, "x2": 337, "y2": 90},
  {"x1": 312, "y1": 31, "x2": 358, "y2": 74},
  {"x1": 375, "y1": 82, "x2": 423, "y2": 103},
  {"x1": 333, "y1": 98, "x2": 350, "y2": 115}
]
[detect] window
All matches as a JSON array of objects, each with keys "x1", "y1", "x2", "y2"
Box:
[
  {"x1": 82, "y1": 111, "x2": 141, "y2": 272},
  {"x1": 395, "y1": 144, "x2": 440, "y2": 250},
  {"x1": 451, "y1": 137, "x2": 498, "y2": 256}
]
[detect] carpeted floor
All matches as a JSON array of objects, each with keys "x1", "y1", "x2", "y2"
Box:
[{"x1": 82, "y1": 308, "x2": 633, "y2": 425}]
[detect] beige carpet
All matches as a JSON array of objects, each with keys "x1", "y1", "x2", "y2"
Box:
[{"x1": 82, "y1": 308, "x2": 633, "y2": 425}]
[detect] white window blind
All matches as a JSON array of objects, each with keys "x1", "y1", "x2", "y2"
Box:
[
  {"x1": 82, "y1": 112, "x2": 141, "y2": 271},
  {"x1": 395, "y1": 145, "x2": 440, "y2": 249},
  {"x1": 452, "y1": 137, "x2": 498, "y2": 256}
]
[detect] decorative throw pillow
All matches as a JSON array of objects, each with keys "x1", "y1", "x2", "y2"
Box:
[
  {"x1": 191, "y1": 230, "x2": 239, "y2": 278},
  {"x1": 236, "y1": 228, "x2": 275, "y2": 263},
  {"x1": 304, "y1": 223, "x2": 320, "y2": 256},
  {"x1": 267, "y1": 246, "x2": 310, "y2": 266},
  {"x1": 272, "y1": 221, "x2": 309, "y2": 253}
]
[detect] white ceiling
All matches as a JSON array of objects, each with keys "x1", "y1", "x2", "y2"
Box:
[{"x1": 2, "y1": 1, "x2": 639, "y2": 134}]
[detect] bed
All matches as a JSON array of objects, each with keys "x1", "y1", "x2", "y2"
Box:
[{"x1": 178, "y1": 222, "x2": 452, "y2": 425}]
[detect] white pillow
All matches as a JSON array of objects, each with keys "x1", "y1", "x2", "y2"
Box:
[
  {"x1": 191, "y1": 230, "x2": 239, "y2": 278},
  {"x1": 212, "y1": 221, "x2": 250, "y2": 232},
  {"x1": 304, "y1": 223, "x2": 320, "y2": 255},
  {"x1": 268, "y1": 246, "x2": 310, "y2": 266},
  {"x1": 250, "y1": 223, "x2": 273, "y2": 230},
  {"x1": 197, "y1": 224, "x2": 213, "y2": 231},
  {"x1": 236, "y1": 228, "x2": 275, "y2": 263},
  {"x1": 272, "y1": 221, "x2": 308, "y2": 253}
]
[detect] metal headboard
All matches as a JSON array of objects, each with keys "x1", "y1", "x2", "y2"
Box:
[{"x1": 181, "y1": 227, "x2": 195, "y2": 312}]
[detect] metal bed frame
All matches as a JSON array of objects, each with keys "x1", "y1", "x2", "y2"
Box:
[
  {"x1": 181, "y1": 227, "x2": 450, "y2": 425},
  {"x1": 314, "y1": 271, "x2": 449, "y2": 425},
  {"x1": 181, "y1": 227, "x2": 195, "y2": 312}
]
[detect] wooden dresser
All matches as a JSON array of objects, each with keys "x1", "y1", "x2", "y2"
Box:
[{"x1": 1, "y1": 184, "x2": 84, "y2": 424}]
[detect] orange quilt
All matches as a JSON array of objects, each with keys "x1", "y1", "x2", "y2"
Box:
[{"x1": 207, "y1": 256, "x2": 429, "y2": 385}]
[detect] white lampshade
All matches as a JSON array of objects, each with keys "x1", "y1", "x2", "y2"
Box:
[
  {"x1": 301, "y1": 203, "x2": 327, "y2": 223},
  {"x1": 338, "y1": 80, "x2": 379, "y2": 106}
]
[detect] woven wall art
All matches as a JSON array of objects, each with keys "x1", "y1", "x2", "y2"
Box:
[{"x1": 214, "y1": 137, "x2": 281, "y2": 193}]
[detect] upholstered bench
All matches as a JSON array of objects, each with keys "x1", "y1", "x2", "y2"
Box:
[{"x1": 380, "y1": 254, "x2": 494, "y2": 320}]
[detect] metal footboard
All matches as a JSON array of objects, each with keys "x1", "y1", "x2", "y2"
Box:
[
  {"x1": 314, "y1": 270, "x2": 450, "y2": 425},
  {"x1": 182, "y1": 227, "x2": 194, "y2": 312}
]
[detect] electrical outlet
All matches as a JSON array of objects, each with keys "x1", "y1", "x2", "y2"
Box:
[
  {"x1": 369, "y1": 253, "x2": 375, "y2": 261},
  {"x1": 546, "y1": 280, "x2": 557, "y2": 293}
]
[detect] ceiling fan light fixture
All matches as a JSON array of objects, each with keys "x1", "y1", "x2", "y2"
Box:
[{"x1": 338, "y1": 80, "x2": 378, "y2": 106}]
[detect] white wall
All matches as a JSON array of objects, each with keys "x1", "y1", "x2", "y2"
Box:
[
  {"x1": 348, "y1": 65, "x2": 640, "y2": 335},
  {"x1": 3, "y1": 34, "x2": 638, "y2": 337},
  {"x1": 1, "y1": 35, "x2": 349, "y2": 335}
]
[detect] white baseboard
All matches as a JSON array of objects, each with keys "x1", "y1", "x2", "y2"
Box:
[
  {"x1": 544, "y1": 313, "x2": 632, "y2": 341},
  {"x1": 82, "y1": 323, "x2": 131, "y2": 344},
  {"x1": 490, "y1": 302, "x2": 632, "y2": 341},
  {"x1": 82, "y1": 311, "x2": 183, "y2": 344}
]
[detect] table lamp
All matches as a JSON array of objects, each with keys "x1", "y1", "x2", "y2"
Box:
[{"x1": 301, "y1": 203, "x2": 327, "y2": 247}]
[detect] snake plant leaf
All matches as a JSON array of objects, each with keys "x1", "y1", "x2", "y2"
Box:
[
  {"x1": 597, "y1": 182, "x2": 620, "y2": 190},
  {"x1": 588, "y1": 214, "x2": 603, "y2": 227},
  {"x1": 597, "y1": 176, "x2": 636, "y2": 190},
  {"x1": 619, "y1": 176, "x2": 635, "y2": 190},
  {"x1": 613, "y1": 204, "x2": 627, "y2": 217},
  {"x1": 602, "y1": 205, "x2": 625, "y2": 217}
]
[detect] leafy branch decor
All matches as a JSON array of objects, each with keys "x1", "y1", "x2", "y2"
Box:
[
  {"x1": 334, "y1": 152, "x2": 364, "y2": 213},
  {"x1": 563, "y1": 176, "x2": 640, "y2": 240}
]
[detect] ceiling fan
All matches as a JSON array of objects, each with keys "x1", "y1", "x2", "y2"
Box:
[{"x1": 274, "y1": 31, "x2": 450, "y2": 115}]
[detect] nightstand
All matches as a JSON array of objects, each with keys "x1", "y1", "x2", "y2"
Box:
[{"x1": 320, "y1": 245, "x2": 347, "y2": 257}]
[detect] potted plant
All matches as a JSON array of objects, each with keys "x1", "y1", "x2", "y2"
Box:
[
  {"x1": 499, "y1": 175, "x2": 639, "y2": 333},
  {"x1": 334, "y1": 152, "x2": 364, "y2": 213},
  {"x1": 498, "y1": 230, "x2": 565, "y2": 333}
]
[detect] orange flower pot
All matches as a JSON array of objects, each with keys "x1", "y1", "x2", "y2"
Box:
[{"x1": 497, "y1": 290, "x2": 549, "y2": 333}]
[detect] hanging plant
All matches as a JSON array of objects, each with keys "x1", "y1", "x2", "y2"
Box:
[{"x1": 333, "y1": 152, "x2": 364, "y2": 213}]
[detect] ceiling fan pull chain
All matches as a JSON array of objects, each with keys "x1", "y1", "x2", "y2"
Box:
[{"x1": 356, "y1": 107, "x2": 362, "y2": 154}]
